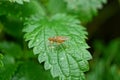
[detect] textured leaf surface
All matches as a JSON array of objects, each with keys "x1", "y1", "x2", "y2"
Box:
[
  {"x1": 23, "y1": 13, "x2": 92, "y2": 80},
  {"x1": 9, "y1": 0, "x2": 30, "y2": 4},
  {"x1": 64, "y1": 0, "x2": 107, "y2": 22}
]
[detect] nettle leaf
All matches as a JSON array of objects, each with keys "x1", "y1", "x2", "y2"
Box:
[
  {"x1": 23, "y1": 13, "x2": 92, "y2": 80},
  {"x1": 9, "y1": 0, "x2": 30, "y2": 4},
  {"x1": 64, "y1": 0, "x2": 107, "y2": 22}
]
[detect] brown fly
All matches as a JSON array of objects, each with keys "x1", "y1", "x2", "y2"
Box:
[{"x1": 48, "y1": 36, "x2": 68, "y2": 44}]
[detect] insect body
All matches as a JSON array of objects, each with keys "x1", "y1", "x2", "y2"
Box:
[{"x1": 48, "y1": 36, "x2": 68, "y2": 44}]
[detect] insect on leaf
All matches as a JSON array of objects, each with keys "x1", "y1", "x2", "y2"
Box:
[{"x1": 23, "y1": 13, "x2": 92, "y2": 80}]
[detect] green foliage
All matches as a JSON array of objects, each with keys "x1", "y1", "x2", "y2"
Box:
[
  {"x1": 94, "y1": 39, "x2": 120, "y2": 64},
  {"x1": 0, "y1": 42, "x2": 23, "y2": 59},
  {"x1": 1, "y1": 19, "x2": 23, "y2": 39},
  {"x1": 0, "y1": 55, "x2": 54, "y2": 80},
  {"x1": 87, "y1": 60, "x2": 120, "y2": 80},
  {"x1": 47, "y1": 0, "x2": 67, "y2": 14},
  {"x1": 87, "y1": 39, "x2": 120, "y2": 80},
  {"x1": 0, "y1": 42, "x2": 23, "y2": 80},
  {"x1": 47, "y1": 0, "x2": 107, "y2": 23},
  {"x1": 0, "y1": 0, "x2": 45, "y2": 18},
  {"x1": 0, "y1": 42, "x2": 54, "y2": 80},
  {"x1": 0, "y1": 54, "x2": 3, "y2": 68},
  {"x1": 9, "y1": 0, "x2": 30, "y2": 4},
  {"x1": 12, "y1": 61, "x2": 54, "y2": 80},
  {"x1": 23, "y1": 13, "x2": 92, "y2": 79},
  {"x1": 0, "y1": 0, "x2": 112, "y2": 80},
  {"x1": 0, "y1": 54, "x2": 17, "y2": 80},
  {"x1": 64, "y1": 0, "x2": 107, "y2": 22}
]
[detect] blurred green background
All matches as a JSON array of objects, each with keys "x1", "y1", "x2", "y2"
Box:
[{"x1": 86, "y1": 0, "x2": 120, "y2": 79}]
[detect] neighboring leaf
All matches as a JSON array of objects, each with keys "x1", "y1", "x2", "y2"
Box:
[
  {"x1": 0, "y1": 0, "x2": 45, "y2": 39},
  {"x1": 109, "y1": 65, "x2": 120, "y2": 80},
  {"x1": 0, "y1": 55, "x2": 18, "y2": 80},
  {"x1": 0, "y1": 0, "x2": 45, "y2": 18},
  {"x1": 0, "y1": 46, "x2": 54, "y2": 80},
  {"x1": 46, "y1": 0, "x2": 107, "y2": 22},
  {"x1": 94, "y1": 39, "x2": 120, "y2": 65},
  {"x1": 86, "y1": 60, "x2": 120, "y2": 80},
  {"x1": 86, "y1": 60, "x2": 105, "y2": 80},
  {"x1": 23, "y1": 13, "x2": 92, "y2": 80},
  {"x1": 0, "y1": 41, "x2": 22, "y2": 59},
  {"x1": 64, "y1": 0, "x2": 107, "y2": 22},
  {"x1": 9, "y1": 0, "x2": 30, "y2": 4},
  {"x1": 1, "y1": 19, "x2": 23, "y2": 39},
  {"x1": 12, "y1": 61, "x2": 54, "y2": 80},
  {"x1": 0, "y1": 54, "x2": 4, "y2": 68},
  {"x1": 104, "y1": 39, "x2": 120, "y2": 63},
  {"x1": 87, "y1": 39, "x2": 120, "y2": 80},
  {"x1": 47, "y1": 0, "x2": 67, "y2": 14}
]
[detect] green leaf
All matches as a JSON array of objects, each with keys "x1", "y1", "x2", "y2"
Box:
[
  {"x1": 0, "y1": 54, "x2": 4, "y2": 68},
  {"x1": 47, "y1": 0, "x2": 67, "y2": 14},
  {"x1": 86, "y1": 60, "x2": 120, "y2": 80},
  {"x1": 12, "y1": 61, "x2": 54, "y2": 80},
  {"x1": 46, "y1": 0, "x2": 107, "y2": 22},
  {"x1": 0, "y1": 41, "x2": 23, "y2": 59},
  {"x1": 0, "y1": 55, "x2": 18, "y2": 80},
  {"x1": 9, "y1": 0, "x2": 30, "y2": 4},
  {"x1": 86, "y1": 60, "x2": 105, "y2": 80},
  {"x1": 64, "y1": 0, "x2": 107, "y2": 22},
  {"x1": 1, "y1": 19, "x2": 23, "y2": 39},
  {"x1": 0, "y1": 0, "x2": 45, "y2": 18},
  {"x1": 94, "y1": 39, "x2": 120, "y2": 65},
  {"x1": 109, "y1": 65, "x2": 120, "y2": 80},
  {"x1": 23, "y1": 13, "x2": 92, "y2": 80}
]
